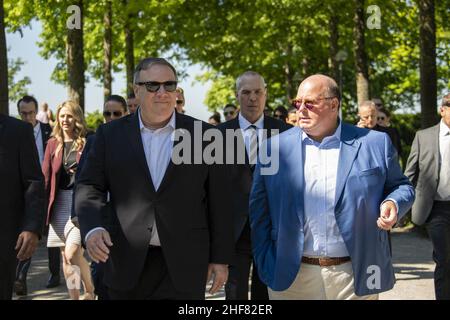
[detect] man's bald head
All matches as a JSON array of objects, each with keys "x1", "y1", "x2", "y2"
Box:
[
  {"x1": 299, "y1": 74, "x2": 341, "y2": 106},
  {"x1": 295, "y1": 74, "x2": 340, "y2": 142}
]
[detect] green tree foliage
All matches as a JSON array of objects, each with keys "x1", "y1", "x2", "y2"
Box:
[
  {"x1": 8, "y1": 56, "x2": 31, "y2": 104},
  {"x1": 85, "y1": 109, "x2": 103, "y2": 131},
  {"x1": 172, "y1": 0, "x2": 449, "y2": 117},
  {"x1": 3, "y1": 0, "x2": 448, "y2": 120}
]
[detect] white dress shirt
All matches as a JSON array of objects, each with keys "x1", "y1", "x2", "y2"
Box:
[
  {"x1": 85, "y1": 111, "x2": 176, "y2": 246},
  {"x1": 34, "y1": 122, "x2": 44, "y2": 166},
  {"x1": 436, "y1": 120, "x2": 450, "y2": 201},
  {"x1": 139, "y1": 110, "x2": 176, "y2": 246},
  {"x1": 238, "y1": 113, "x2": 264, "y2": 157},
  {"x1": 302, "y1": 122, "x2": 350, "y2": 258}
]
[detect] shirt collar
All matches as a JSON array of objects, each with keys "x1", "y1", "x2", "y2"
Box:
[
  {"x1": 302, "y1": 119, "x2": 342, "y2": 145},
  {"x1": 138, "y1": 109, "x2": 176, "y2": 132},
  {"x1": 33, "y1": 122, "x2": 40, "y2": 132},
  {"x1": 439, "y1": 119, "x2": 450, "y2": 137},
  {"x1": 238, "y1": 112, "x2": 264, "y2": 130}
]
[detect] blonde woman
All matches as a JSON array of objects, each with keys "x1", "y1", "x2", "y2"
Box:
[{"x1": 42, "y1": 101, "x2": 95, "y2": 300}]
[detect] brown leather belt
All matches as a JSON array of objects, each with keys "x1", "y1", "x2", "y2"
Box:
[{"x1": 302, "y1": 256, "x2": 351, "y2": 267}]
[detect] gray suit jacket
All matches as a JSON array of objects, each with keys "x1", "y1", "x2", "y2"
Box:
[{"x1": 404, "y1": 123, "x2": 440, "y2": 225}]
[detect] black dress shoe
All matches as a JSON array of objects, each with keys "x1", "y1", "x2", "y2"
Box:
[
  {"x1": 46, "y1": 274, "x2": 61, "y2": 288},
  {"x1": 14, "y1": 279, "x2": 27, "y2": 296}
]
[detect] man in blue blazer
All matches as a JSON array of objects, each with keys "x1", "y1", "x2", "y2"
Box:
[{"x1": 249, "y1": 74, "x2": 415, "y2": 299}]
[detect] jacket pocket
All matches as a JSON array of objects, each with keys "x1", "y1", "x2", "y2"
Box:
[{"x1": 360, "y1": 166, "x2": 381, "y2": 177}]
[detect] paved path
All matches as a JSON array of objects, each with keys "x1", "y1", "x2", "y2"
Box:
[{"x1": 14, "y1": 226, "x2": 435, "y2": 300}]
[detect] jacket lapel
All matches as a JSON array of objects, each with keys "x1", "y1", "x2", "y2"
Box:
[
  {"x1": 432, "y1": 124, "x2": 441, "y2": 180},
  {"x1": 125, "y1": 112, "x2": 156, "y2": 194},
  {"x1": 334, "y1": 123, "x2": 361, "y2": 208}
]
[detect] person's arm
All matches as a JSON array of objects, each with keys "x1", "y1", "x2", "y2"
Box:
[
  {"x1": 205, "y1": 127, "x2": 234, "y2": 294},
  {"x1": 382, "y1": 133, "x2": 415, "y2": 224},
  {"x1": 16, "y1": 123, "x2": 46, "y2": 260},
  {"x1": 404, "y1": 132, "x2": 420, "y2": 187},
  {"x1": 71, "y1": 136, "x2": 93, "y2": 222},
  {"x1": 74, "y1": 125, "x2": 109, "y2": 243}
]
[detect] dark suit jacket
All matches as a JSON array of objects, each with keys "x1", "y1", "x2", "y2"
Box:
[
  {"x1": 404, "y1": 123, "x2": 441, "y2": 225},
  {"x1": 74, "y1": 112, "x2": 234, "y2": 293},
  {"x1": 39, "y1": 121, "x2": 52, "y2": 150},
  {"x1": 0, "y1": 115, "x2": 45, "y2": 256},
  {"x1": 42, "y1": 137, "x2": 82, "y2": 225},
  {"x1": 373, "y1": 124, "x2": 402, "y2": 156},
  {"x1": 217, "y1": 115, "x2": 291, "y2": 246}
]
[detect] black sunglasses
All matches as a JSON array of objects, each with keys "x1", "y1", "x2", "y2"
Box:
[
  {"x1": 224, "y1": 111, "x2": 235, "y2": 116},
  {"x1": 103, "y1": 111, "x2": 124, "y2": 117},
  {"x1": 136, "y1": 81, "x2": 178, "y2": 93},
  {"x1": 176, "y1": 100, "x2": 184, "y2": 105}
]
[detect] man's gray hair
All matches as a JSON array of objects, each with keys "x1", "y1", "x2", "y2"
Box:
[
  {"x1": 235, "y1": 71, "x2": 266, "y2": 92},
  {"x1": 359, "y1": 100, "x2": 377, "y2": 111},
  {"x1": 133, "y1": 57, "x2": 178, "y2": 84}
]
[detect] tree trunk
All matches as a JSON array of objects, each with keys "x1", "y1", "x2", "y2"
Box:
[
  {"x1": 103, "y1": 0, "x2": 112, "y2": 103},
  {"x1": 124, "y1": 0, "x2": 134, "y2": 96},
  {"x1": 284, "y1": 44, "x2": 296, "y2": 100},
  {"x1": 67, "y1": 0, "x2": 85, "y2": 111},
  {"x1": 328, "y1": 5, "x2": 339, "y2": 82},
  {"x1": 418, "y1": 0, "x2": 438, "y2": 129},
  {"x1": 353, "y1": 0, "x2": 369, "y2": 106},
  {"x1": 0, "y1": 0, "x2": 8, "y2": 115}
]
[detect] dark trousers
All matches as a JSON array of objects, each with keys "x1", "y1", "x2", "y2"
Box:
[
  {"x1": 0, "y1": 253, "x2": 16, "y2": 300},
  {"x1": 426, "y1": 201, "x2": 450, "y2": 300},
  {"x1": 91, "y1": 261, "x2": 109, "y2": 300},
  {"x1": 108, "y1": 246, "x2": 204, "y2": 300},
  {"x1": 15, "y1": 247, "x2": 60, "y2": 281},
  {"x1": 225, "y1": 223, "x2": 268, "y2": 300},
  {"x1": 225, "y1": 251, "x2": 268, "y2": 300}
]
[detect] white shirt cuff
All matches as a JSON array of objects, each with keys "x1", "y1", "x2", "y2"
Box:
[
  {"x1": 381, "y1": 198, "x2": 399, "y2": 215},
  {"x1": 85, "y1": 227, "x2": 106, "y2": 243}
]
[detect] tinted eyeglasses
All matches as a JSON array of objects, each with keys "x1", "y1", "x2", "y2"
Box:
[
  {"x1": 136, "y1": 81, "x2": 178, "y2": 93},
  {"x1": 291, "y1": 96, "x2": 336, "y2": 111},
  {"x1": 103, "y1": 111, "x2": 124, "y2": 118},
  {"x1": 224, "y1": 111, "x2": 235, "y2": 116},
  {"x1": 176, "y1": 100, "x2": 184, "y2": 105}
]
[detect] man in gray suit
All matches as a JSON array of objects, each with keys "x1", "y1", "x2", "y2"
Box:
[{"x1": 405, "y1": 93, "x2": 450, "y2": 300}]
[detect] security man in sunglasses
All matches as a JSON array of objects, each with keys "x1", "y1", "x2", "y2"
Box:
[{"x1": 75, "y1": 57, "x2": 234, "y2": 300}]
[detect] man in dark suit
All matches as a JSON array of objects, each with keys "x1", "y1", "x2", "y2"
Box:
[
  {"x1": 405, "y1": 93, "x2": 450, "y2": 300},
  {"x1": 218, "y1": 71, "x2": 291, "y2": 300},
  {"x1": 14, "y1": 95, "x2": 61, "y2": 295},
  {"x1": 75, "y1": 57, "x2": 234, "y2": 299},
  {"x1": 0, "y1": 114, "x2": 46, "y2": 300}
]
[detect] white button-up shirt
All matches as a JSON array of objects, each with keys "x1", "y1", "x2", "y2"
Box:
[
  {"x1": 34, "y1": 122, "x2": 44, "y2": 165},
  {"x1": 302, "y1": 122, "x2": 350, "y2": 258},
  {"x1": 139, "y1": 110, "x2": 176, "y2": 246},
  {"x1": 436, "y1": 119, "x2": 450, "y2": 201},
  {"x1": 238, "y1": 113, "x2": 264, "y2": 157}
]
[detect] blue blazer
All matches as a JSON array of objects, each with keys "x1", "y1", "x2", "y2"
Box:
[{"x1": 249, "y1": 122, "x2": 415, "y2": 296}]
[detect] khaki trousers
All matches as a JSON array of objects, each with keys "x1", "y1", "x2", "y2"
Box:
[{"x1": 268, "y1": 262, "x2": 379, "y2": 300}]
